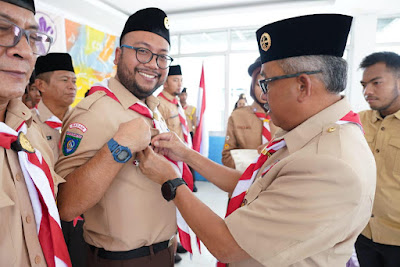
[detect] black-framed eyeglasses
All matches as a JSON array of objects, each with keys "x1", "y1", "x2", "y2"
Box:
[
  {"x1": 0, "y1": 18, "x2": 53, "y2": 56},
  {"x1": 258, "y1": 70, "x2": 322, "y2": 94},
  {"x1": 121, "y1": 44, "x2": 174, "y2": 69}
]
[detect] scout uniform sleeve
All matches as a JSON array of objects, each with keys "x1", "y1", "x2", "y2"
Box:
[
  {"x1": 55, "y1": 94, "x2": 116, "y2": 179},
  {"x1": 222, "y1": 115, "x2": 238, "y2": 168},
  {"x1": 225, "y1": 156, "x2": 370, "y2": 266}
]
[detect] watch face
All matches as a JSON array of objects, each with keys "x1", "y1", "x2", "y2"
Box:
[
  {"x1": 162, "y1": 182, "x2": 173, "y2": 200},
  {"x1": 117, "y1": 150, "x2": 130, "y2": 161}
]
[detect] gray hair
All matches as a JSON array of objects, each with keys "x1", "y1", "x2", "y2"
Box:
[{"x1": 277, "y1": 55, "x2": 348, "y2": 94}]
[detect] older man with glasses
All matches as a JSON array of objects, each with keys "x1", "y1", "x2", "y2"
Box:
[
  {"x1": 55, "y1": 7, "x2": 178, "y2": 267},
  {"x1": 137, "y1": 14, "x2": 376, "y2": 266},
  {"x1": 0, "y1": 0, "x2": 72, "y2": 266}
]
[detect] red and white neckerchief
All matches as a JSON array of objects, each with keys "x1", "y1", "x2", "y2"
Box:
[
  {"x1": 158, "y1": 92, "x2": 192, "y2": 148},
  {"x1": 254, "y1": 111, "x2": 272, "y2": 144},
  {"x1": 217, "y1": 111, "x2": 363, "y2": 267},
  {"x1": 89, "y1": 79, "x2": 197, "y2": 254},
  {"x1": 0, "y1": 122, "x2": 71, "y2": 267},
  {"x1": 44, "y1": 115, "x2": 62, "y2": 131}
]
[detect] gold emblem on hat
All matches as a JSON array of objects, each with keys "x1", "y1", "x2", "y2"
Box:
[
  {"x1": 12, "y1": 132, "x2": 35, "y2": 153},
  {"x1": 260, "y1": 33, "x2": 271, "y2": 52},
  {"x1": 164, "y1": 17, "x2": 170, "y2": 30}
]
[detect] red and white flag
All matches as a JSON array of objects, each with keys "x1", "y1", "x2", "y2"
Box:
[{"x1": 192, "y1": 64, "x2": 208, "y2": 157}]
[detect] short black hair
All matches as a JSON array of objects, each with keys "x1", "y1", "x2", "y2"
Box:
[{"x1": 360, "y1": 51, "x2": 400, "y2": 75}]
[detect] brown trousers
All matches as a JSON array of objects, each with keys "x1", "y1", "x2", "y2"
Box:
[{"x1": 86, "y1": 244, "x2": 175, "y2": 267}]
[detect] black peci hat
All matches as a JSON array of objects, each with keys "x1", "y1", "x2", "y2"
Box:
[
  {"x1": 35, "y1": 53, "x2": 75, "y2": 76},
  {"x1": 120, "y1": 7, "x2": 170, "y2": 45},
  {"x1": 256, "y1": 14, "x2": 352, "y2": 64},
  {"x1": 248, "y1": 57, "x2": 261, "y2": 76},
  {"x1": 2, "y1": 0, "x2": 35, "y2": 14},
  {"x1": 168, "y1": 65, "x2": 182, "y2": 76}
]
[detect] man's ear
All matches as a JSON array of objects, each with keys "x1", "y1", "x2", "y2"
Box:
[
  {"x1": 35, "y1": 79, "x2": 46, "y2": 94},
  {"x1": 296, "y1": 74, "x2": 312, "y2": 103},
  {"x1": 114, "y1": 47, "x2": 122, "y2": 65}
]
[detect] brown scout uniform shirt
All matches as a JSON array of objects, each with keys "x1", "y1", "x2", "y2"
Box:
[
  {"x1": 183, "y1": 104, "x2": 196, "y2": 134},
  {"x1": 0, "y1": 99, "x2": 63, "y2": 266},
  {"x1": 225, "y1": 97, "x2": 376, "y2": 266},
  {"x1": 32, "y1": 101, "x2": 71, "y2": 162},
  {"x1": 157, "y1": 90, "x2": 185, "y2": 141},
  {"x1": 359, "y1": 109, "x2": 400, "y2": 246},
  {"x1": 55, "y1": 77, "x2": 176, "y2": 251},
  {"x1": 222, "y1": 102, "x2": 273, "y2": 169}
]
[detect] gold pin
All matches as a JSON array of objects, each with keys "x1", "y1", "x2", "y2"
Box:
[
  {"x1": 260, "y1": 33, "x2": 272, "y2": 52},
  {"x1": 153, "y1": 113, "x2": 159, "y2": 121},
  {"x1": 327, "y1": 127, "x2": 336, "y2": 133},
  {"x1": 164, "y1": 17, "x2": 170, "y2": 30}
]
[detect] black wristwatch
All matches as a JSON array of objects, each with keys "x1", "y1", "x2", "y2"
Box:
[
  {"x1": 161, "y1": 178, "x2": 187, "y2": 201},
  {"x1": 107, "y1": 138, "x2": 132, "y2": 163}
]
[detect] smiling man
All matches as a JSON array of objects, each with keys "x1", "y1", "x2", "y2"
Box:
[
  {"x1": 356, "y1": 51, "x2": 400, "y2": 267},
  {"x1": 0, "y1": 0, "x2": 71, "y2": 266},
  {"x1": 55, "y1": 7, "x2": 177, "y2": 267}
]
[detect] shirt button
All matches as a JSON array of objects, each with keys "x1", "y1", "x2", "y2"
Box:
[
  {"x1": 34, "y1": 255, "x2": 41, "y2": 264},
  {"x1": 15, "y1": 173, "x2": 21, "y2": 181},
  {"x1": 376, "y1": 149, "x2": 380, "y2": 153},
  {"x1": 371, "y1": 214, "x2": 374, "y2": 218},
  {"x1": 26, "y1": 215, "x2": 32, "y2": 224},
  {"x1": 381, "y1": 127, "x2": 385, "y2": 131}
]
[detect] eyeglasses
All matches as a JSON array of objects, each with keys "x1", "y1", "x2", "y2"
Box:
[
  {"x1": 121, "y1": 45, "x2": 174, "y2": 69},
  {"x1": 0, "y1": 18, "x2": 53, "y2": 56},
  {"x1": 258, "y1": 70, "x2": 322, "y2": 94}
]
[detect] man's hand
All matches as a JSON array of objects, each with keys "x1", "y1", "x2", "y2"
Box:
[
  {"x1": 113, "y1": 117, "x2": 151, "y2": 152},
  {"x1": 151, "y1": 132, "x2": 191, "y2": 162},
  {"x1": 137, "y1": 147, "x2": 180, "y2": 185}
]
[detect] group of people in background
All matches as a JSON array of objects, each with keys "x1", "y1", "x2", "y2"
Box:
[{"x1": 1, "y1": 0, "x2": 400, "y2": 267}]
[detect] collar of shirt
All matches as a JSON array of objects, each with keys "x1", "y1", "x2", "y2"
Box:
[
  {"x1": 275, "y1": 96, "x2": 351, "y2": 155},
  {"x1": 6, "y1": 98, "x2": 33, "y2": 129},
  {"x1": 109, "y1": 77, "x2": 160, "y2": 113},
  {"x1": 250, "y1": 101, "x2": 266, "y2": 113},
  {"x1": 36, "y1": 101, "x2": 57, "y2": 122},
  {"x1": 161, "y1": 90, "x2": 178, "y2": 102},
  {"x1": 371, "y1": 109, "x2": 400, "y2": 123}
]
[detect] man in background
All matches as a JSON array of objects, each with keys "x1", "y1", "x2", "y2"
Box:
[
  {"x1": 356, "y1": 51, "x2": 400, "y2": 267},
  {"x1": 34, "y1": 52, "x2": 77, "y2": 161}
]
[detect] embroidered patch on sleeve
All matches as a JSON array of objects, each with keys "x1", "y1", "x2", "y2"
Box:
[
  {"x1": 62, "y1": 131, "x2": 83, "y2": 156},
  {"x1": 69, "y1": 122, "x2": 87, "y2": 133}
]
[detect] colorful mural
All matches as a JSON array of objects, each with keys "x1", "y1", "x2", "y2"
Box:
[{"x1": 65, "y1": 19, "x2": 119, "y2": 106}]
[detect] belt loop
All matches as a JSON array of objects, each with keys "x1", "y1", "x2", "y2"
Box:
[{"x1": 149, "y1": 244, "x2": 155, "y2": 256}]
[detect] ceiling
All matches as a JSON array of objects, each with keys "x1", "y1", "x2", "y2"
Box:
[{"x1": 36, "y1": 0, "x2": 400, "y2": 36}]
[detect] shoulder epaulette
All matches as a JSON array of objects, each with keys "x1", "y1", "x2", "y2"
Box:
[{"x1": 75, "y1": 91, "x2": 107, "y2": 111}]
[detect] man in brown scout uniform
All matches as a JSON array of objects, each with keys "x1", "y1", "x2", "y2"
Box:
[
  {"x1": 137, "y1": 14, "x2": 376, "y2": 266},
  {"x1": 33, "y1": 53, "x2": 77, "y2": 162},
  {"x1": 0, "y1": 0, "x2": 71, "y2": 266},
  {"x1": 222, "y1": 57, "x2": 276, "y2": 169},
  {"x1": 55, "y1": 7, "x2": 177, "y2": 267},
  {"x1": 179, "y1": 87, "x2": 197, "y2": 138},
  {"x1": 158, "y1": 64, "x2": 186, "y2": 142},
  {"x1": 355, "y1": 51, "x2": 400, "y2": 267}
]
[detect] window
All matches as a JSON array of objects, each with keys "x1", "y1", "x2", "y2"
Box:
[{"x1": 376, "y1": 17, "x2": 400, "y2": 53}]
